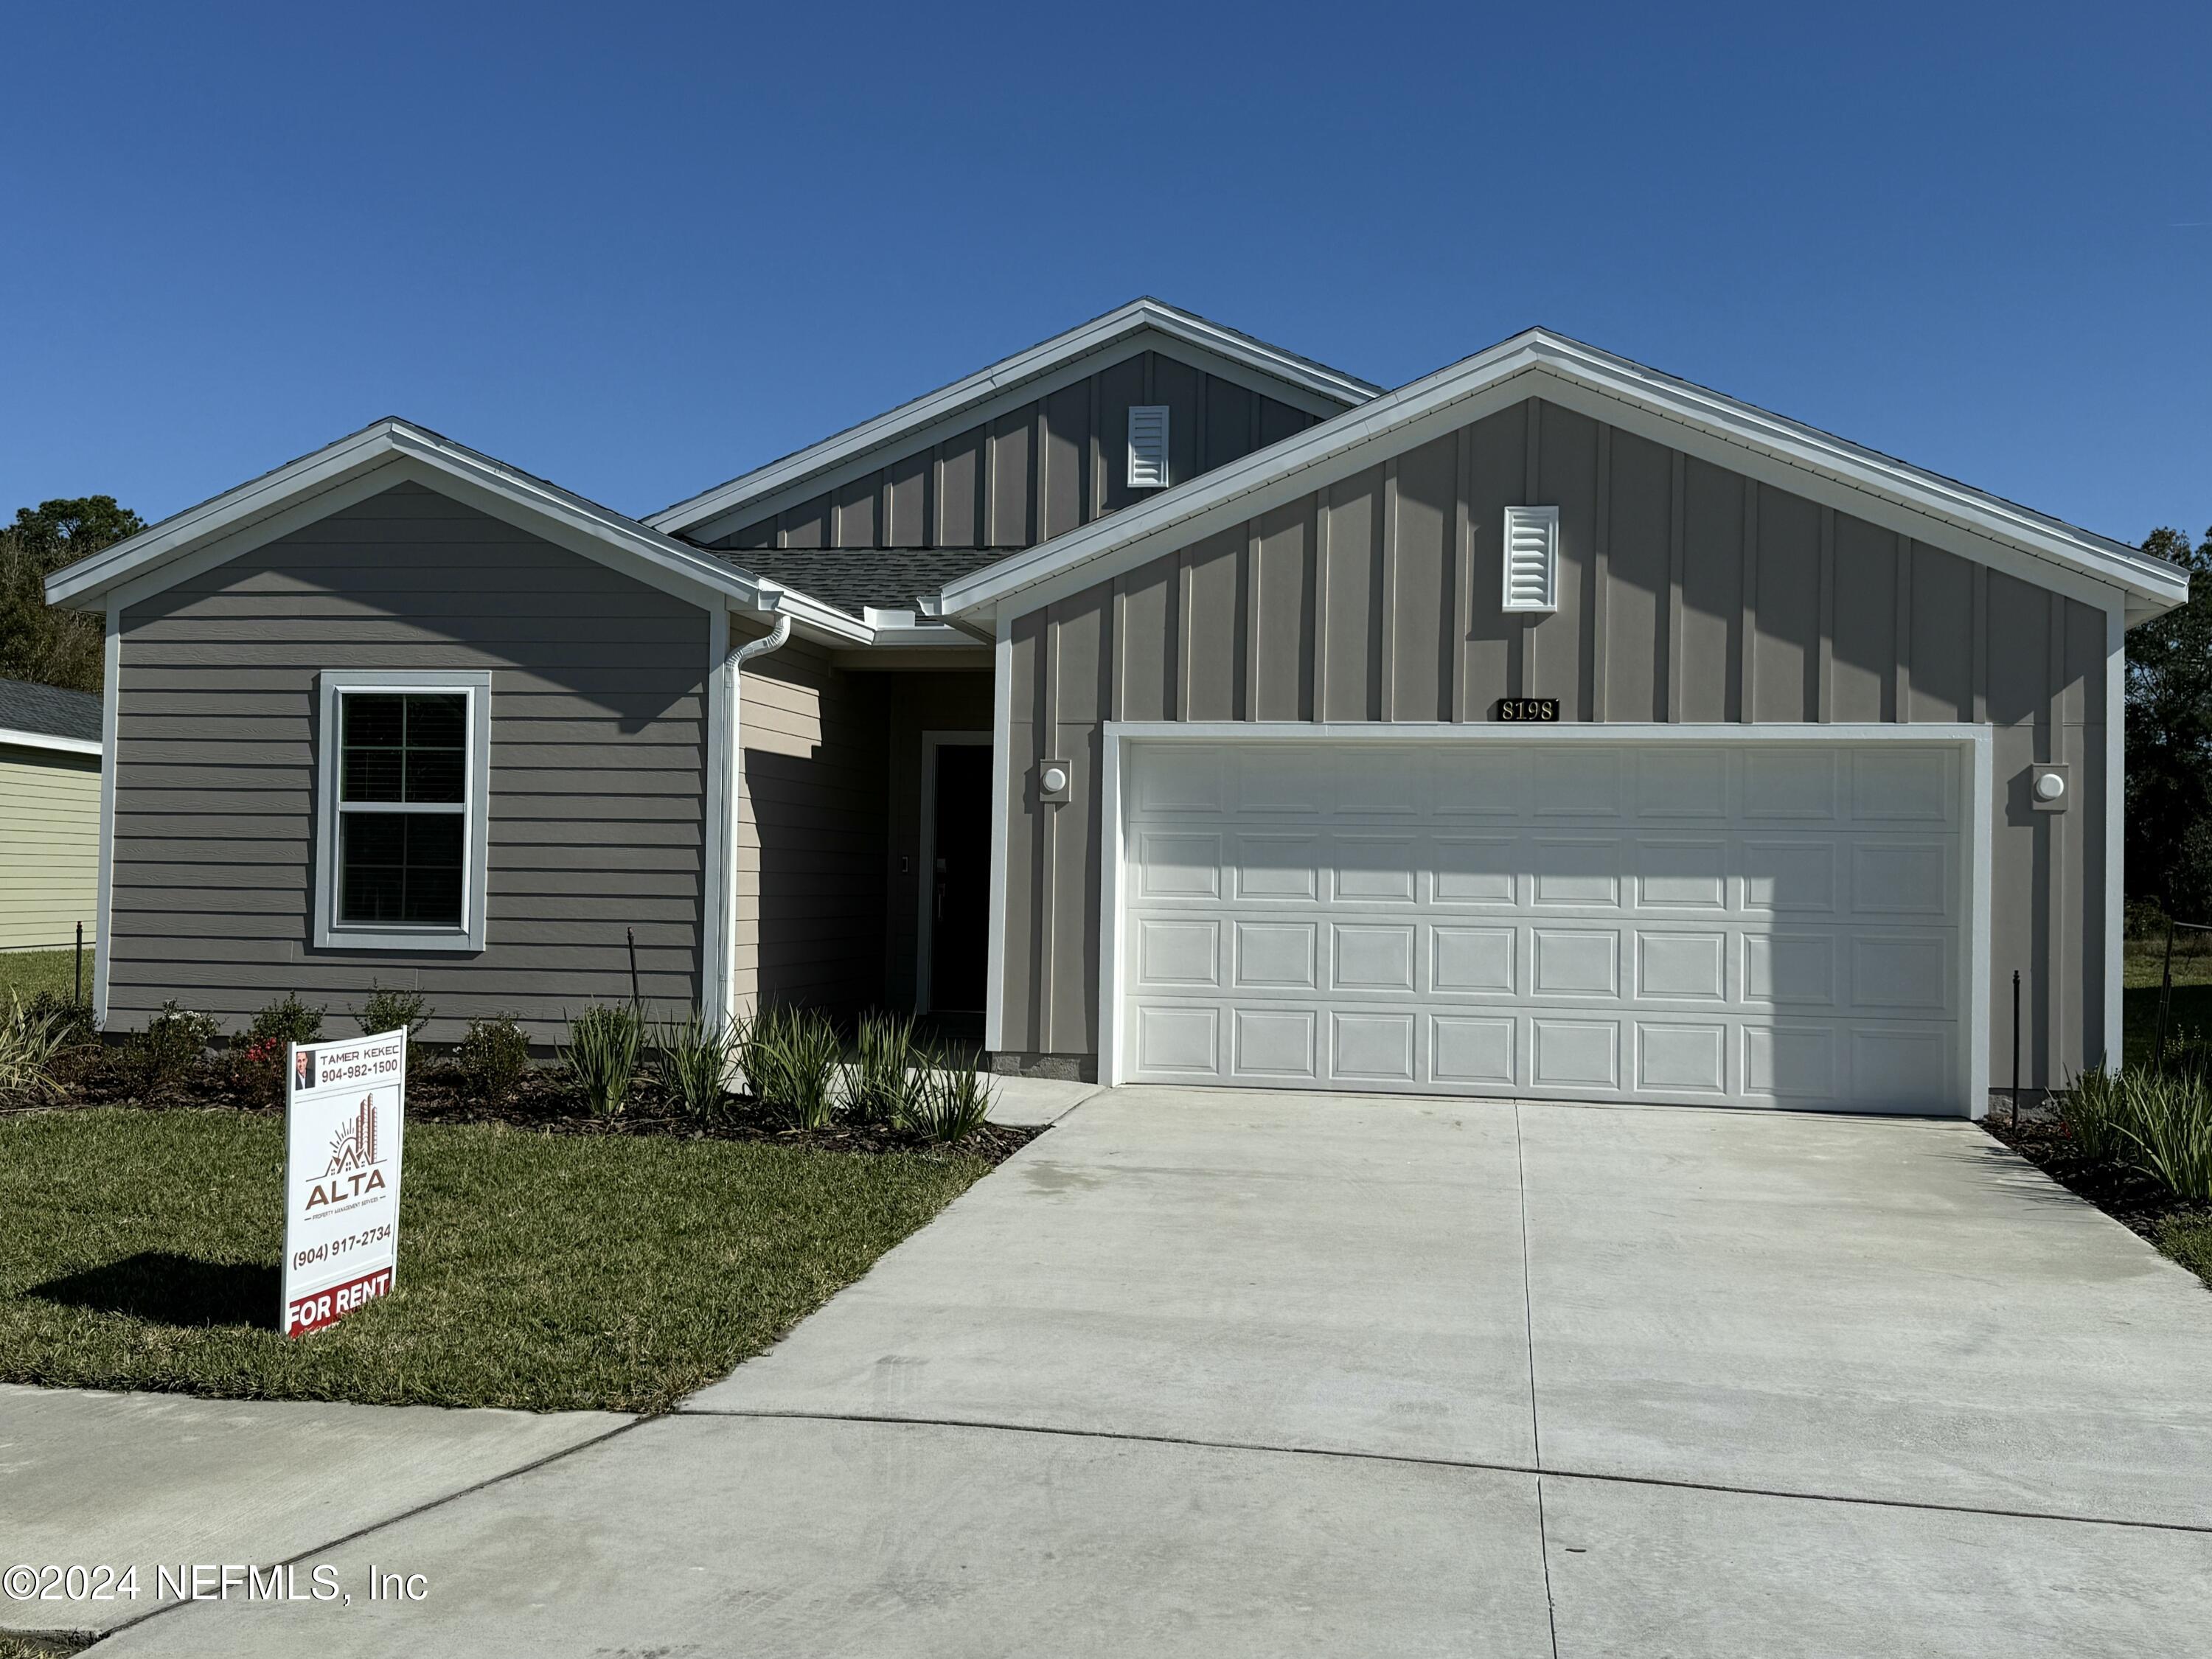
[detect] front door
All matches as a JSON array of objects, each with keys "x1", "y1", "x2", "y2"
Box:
[{"x1": 928, "y1": 742, "x2": 992, "y2": 1013}]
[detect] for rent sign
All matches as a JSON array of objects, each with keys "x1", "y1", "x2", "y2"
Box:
[{"x1": 281, "y1": 1029, "x2": 407, "y2": 1337}]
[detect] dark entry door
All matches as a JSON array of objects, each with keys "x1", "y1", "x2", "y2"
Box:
[{"x1": 928, "y1": 742, "x2": 992, "y2": 1013}]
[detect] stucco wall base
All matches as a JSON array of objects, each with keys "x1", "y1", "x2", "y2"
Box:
[{"x1": 990, "y1": 1051, "x2": 1098, "y2": 1082}]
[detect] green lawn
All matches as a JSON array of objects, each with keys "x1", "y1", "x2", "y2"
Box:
[
  {"x1": 0, "y1": 1107, "x2": 989, "y2": 1413},
  {"x1": 2124, "y1": 941, "x2": 2212, "y2": 1062},
  {"x1": 0, "y1": 947, "x2": 88, "y2": 1005}
]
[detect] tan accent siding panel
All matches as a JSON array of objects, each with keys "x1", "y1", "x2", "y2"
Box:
[{"x1": 0, "y1": 746, "x2": 100, "y2": 950}]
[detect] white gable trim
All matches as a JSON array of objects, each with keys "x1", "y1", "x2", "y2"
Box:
[
  {"x1": 46, "y1": 419, "x2": 872, "y2": 646},
  {"x1": 0, "y1": 727, "x2": 100, "y2": 757},
  {"x1": 942, "y1": 330, "x2": 2190, "y2": 627},
  {"x1": 647, "y1": 299, "x2": 1380, "y2": 541}
]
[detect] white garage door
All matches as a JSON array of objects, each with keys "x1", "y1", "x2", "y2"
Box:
[{"x1": 1117, "y1": 740, "x2": 1969, "y2": 1113}]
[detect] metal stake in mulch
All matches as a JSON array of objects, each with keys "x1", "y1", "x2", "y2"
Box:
[
  {"x1": 74, "y1": 920, "x2": 83, "y2": 1004},
  {"x1": 627, "y1": 925, "x2": 643, "y2": 1018},
  {"x1": 2011, "y1": 968, "x2": 2022, "y2": 1130}
]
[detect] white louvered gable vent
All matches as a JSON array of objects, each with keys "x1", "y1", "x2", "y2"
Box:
[
  {"x1": 1127, "y1": 405, "x2": 1171, "y2": 490},
  {"x1": 1500, "y1": 505, "x2": 1559, "y2": 613}
]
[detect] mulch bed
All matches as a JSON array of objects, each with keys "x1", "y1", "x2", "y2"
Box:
[
  {"x1": 1980, "y1": 1110, "x2": 2210, "y2": 1244},
  {"x1": 4, "y1": 1047, "x2": 1044, "y2": 1166}
]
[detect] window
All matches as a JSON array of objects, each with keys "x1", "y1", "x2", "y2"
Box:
[
  {"x1": 315, "y1": 671, "x2": 490, "y2": 951},
  {"x1": 1127, "y1": 405, "x2": 1171, "y2": 489},
  {"x1": 1501, "y1": 504, "x2": 1559, "y2": 613}
]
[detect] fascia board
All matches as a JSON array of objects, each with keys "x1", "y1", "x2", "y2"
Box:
[
  {"x1": 0, "y1": 727, "x2": 100, "y2": 757},
  {"x1": 45, "y1": 420, "x2": 875, "y2": 646},
  {"x1": 648, "y1": 300, "x2": 1377, "y2": 539},
  {"x1": 947, "y1": 332, "x2": 2189, "y2": 624}
]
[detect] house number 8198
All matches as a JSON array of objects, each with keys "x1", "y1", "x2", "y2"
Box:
[{"x1": 1494, "y1": 698, "x2": 1560, "y2": 722}]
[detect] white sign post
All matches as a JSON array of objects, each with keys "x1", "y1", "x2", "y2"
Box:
[{"x1": 281, "y1": 1028, "x2": 407, "y2": 1338}]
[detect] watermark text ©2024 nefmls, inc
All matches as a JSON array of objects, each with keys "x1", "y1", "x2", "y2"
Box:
[{"x1": 3, "y1": 1561, "x2": 428, "y2": 1608}]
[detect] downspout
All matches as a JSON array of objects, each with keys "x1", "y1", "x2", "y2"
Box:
[{"x1": 718, "y1": 605, "x2": 792, "y2": 1027}]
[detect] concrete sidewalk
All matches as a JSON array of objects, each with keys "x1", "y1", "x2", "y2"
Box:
[
  {"x1": 60, "y1": 1091, "x2": 2212, "y2": 1655},
  {"x1": 0, "y1": 1385, "x2": 625, "y2": 1639}
]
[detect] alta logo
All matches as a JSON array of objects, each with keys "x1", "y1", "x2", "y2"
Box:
[{"x1": 305, "y1": 1097, "x2": 386, "y2": 1211}]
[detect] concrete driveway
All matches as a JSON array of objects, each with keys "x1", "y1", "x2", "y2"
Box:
[{"x1": 87, "y1": 1089, "x2": 2212, "y2": 1656}]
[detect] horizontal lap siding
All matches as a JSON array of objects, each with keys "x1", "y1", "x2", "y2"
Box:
[
  {"x1": 734, "y1": 635, "x2": 888, "y2": 1015},
  {"x1": 0, "y1": 747, "x2": 100, "y2": 950},
  {"x1": 718, "y1": 350, "x2": 1318, "y2": 554},
  {"x1": 110, "y1": 481, "x2": 711, "y2": 1043},
  {"x1": 1002, "y1": 397, "x2": 2113, "y2": 1085}
]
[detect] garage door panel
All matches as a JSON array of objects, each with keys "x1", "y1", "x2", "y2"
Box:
[
  {"x1": 1332, "y1": 923, "x2": 1418, "y2": 992},
  {"x1": 1332, "y1": 1011, "x2": 1417, "y2": 1082},
  {"x1": 1231, "y1": 1008, "x2": 1317, "y2": 1079},
  {"x1": 1229, "y1": 833, "x2": 1318, "y2": 900},
  {"x1": 1234, "y1": 920, "x2": 1317, "y2": 989},
  {"x1": 1121, "y1": 740, "x2": 1966, "y2": 1112},
  {"x1": 1636, "y1": 1021, "x2": 1730, "y2": 1093}
]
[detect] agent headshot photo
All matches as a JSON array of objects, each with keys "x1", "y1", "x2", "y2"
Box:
[{"x1": 293, "y1": 1048, "x2": 316, "y2": 1093}]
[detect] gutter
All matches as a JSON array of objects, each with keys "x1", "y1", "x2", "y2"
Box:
[{"x1": 715, "y1": 594, "x2": 793, "y2": 1025}]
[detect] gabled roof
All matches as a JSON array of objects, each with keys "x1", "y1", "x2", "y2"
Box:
[
  {"x1": 44, "y1": 419, "x2": 870, "y2": 644},
  {"x1": 0, "y1": 676, "x2": 101, "y2": 755},
  {"x1": 647, "y1": 298, "x2": 1382, "y2": 540},
  {"x1": 942, "y1": 327, "x2": 2191, "y2": 627}
]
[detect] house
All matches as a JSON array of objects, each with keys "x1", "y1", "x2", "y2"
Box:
[
  {"x1": 45, "y1": 301, "x2": 2190, "y2": 1115},
  {"x1": 0, "y1": 676, "x2": 102, "y2": 955}
]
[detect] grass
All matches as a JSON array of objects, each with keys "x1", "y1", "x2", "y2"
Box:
[
  {"x1": 2155, "y1": 1214, "x2": 2212, "y2": 1285},
  {"x1": 0, "y1": 947, "x2": 88, "y2": 1006},
  {"x1": 2123, "y1": 941, "x2": 2212, "y2": 1066},
  {"x1": 0, "y1": 1107, "x2": 990, "y2": 1413}
]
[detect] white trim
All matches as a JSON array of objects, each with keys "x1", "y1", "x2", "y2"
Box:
[
  {"x1": 915, "y1": 730, "x2": 993, "y2": 1015},
  {"x1": 983, "y1": 615, "x2": 1015, "y2": 1051},
  {"x1": 945, "y1": 330, "x2": 2190, "y2": 626},
  {"x1": 312, "y1": 671, "x2": 493, "y2": 953},
  {"x1": 44, "y1": 419, "x2": 874, "y2": 647},
  {"x1": 703, "y1": 599, "x2": 733, "y2": 1026},
  {"x1": 2104, "y1": 602, "x2": 2126, "y2": 1065},
  {"x1": 649, "y1": 299, "x2": 1379, "y2": 538},
  {"x1": 0, "y1": 726, "x2": 100, "y2": 757},
  {"x1": 1095, "y1": 720, "x2": 1992, "y2": 1118},
  {"x1": 94, "y1": 602, "x2": 118, "y2": 1029}
]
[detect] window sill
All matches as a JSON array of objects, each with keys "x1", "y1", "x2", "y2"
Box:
[{"x1": 312, "y1": 924, "x2": 484, "y2": 953}]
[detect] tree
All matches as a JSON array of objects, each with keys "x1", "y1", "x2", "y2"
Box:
[
  {"x1": 0, "y1": 495, "x2": 145, "y2": 693},
  {"x1": 2125, "y1": 526, "x2": 2212, "y2": 922}
]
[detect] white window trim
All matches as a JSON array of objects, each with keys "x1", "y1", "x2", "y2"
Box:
[
  {"x1": 314, "y1": 670, "x2": 492, "y2": 953},
  {"x1": 1501, "y1": 504, "x2": 1559, "y2": 613},
  {"x1": 1127, "y1": 405, "x2": 1172, "y2": 490}
]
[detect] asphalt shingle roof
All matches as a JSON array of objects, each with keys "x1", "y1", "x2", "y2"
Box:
[
  {"x1": 705, "y1": 548, "x2": 1006, "y2": 617},
  {"x1": 0, "y1": 677, "x2": 100, "y2": 744}
]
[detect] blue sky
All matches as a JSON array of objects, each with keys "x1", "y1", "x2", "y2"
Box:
[{"x1": 4, "y1": 1, "x2": 2206, "y2": 546}]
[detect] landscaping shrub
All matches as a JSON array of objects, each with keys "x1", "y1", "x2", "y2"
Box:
[
  {"x1": 740, "y1": 1004, "x2": 843, "y2": 1129},
  {"x1": 233, "y1": 992, "x2": 327, "y2": 1102},
  {"x1": 129, "y1": 1003, "x2": 220, "y2": 1091},
  {"x1": 655, "y1": 1015, "x2": 733, "y2": 1118},
  {"x1": 849, "y1": 1010, "x2": 921, "y2": 1125},
  {"x1": 563, "y1": 1005, "x2": 644, "y2": 1116},
  {"x1": 455, "y1": 1014, "x2": 532, "y2": 1104},
  {"x1": 904, "y1": 1056, "x2": 994, "y2": 1145},
  {"x1": 2061, "y1": 1063, "x2": 2212, "y2": 1203},
  {"x1": 0, "y1": 992, "x2": 74, "y2": 1099},
  {"x1": 353, "y1": 983, "x2": 431, "y2": 1051},
  {"x1": 21, "y1": 988, "x2": 94, "y2": 1050}
]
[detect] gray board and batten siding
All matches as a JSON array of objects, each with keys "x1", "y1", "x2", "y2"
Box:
[
  {"x1": 999, "y1": 397, "x2": 2113, "y2": 1088},
  {"x1": 708, "y1": 350, "x2": 1319, "y2": 558},
  {"x1": 109, "y1": 481, "x2": 713, "y2": 1043}
]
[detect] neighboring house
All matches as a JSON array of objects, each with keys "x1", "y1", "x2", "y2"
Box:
[
  {"x1": 45, "y1": 300, "x2": 2191, "y2": 1116},
  {"x1": 0, "y1": 676, "x2": 102, "y2": 953}
]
